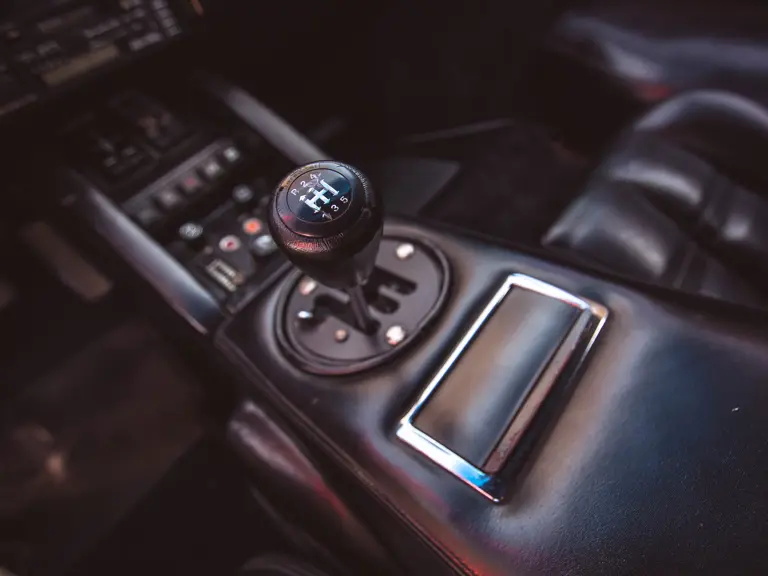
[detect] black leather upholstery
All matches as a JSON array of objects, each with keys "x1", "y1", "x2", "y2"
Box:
[
  {"x1": 548, "y1": 0, "x2": 768, "y2": 104},
  {"x1": 227, "y1": 401, "x2": 396, "y2": 575},
  {"x1": 219, "y1": 220, "x2": 768, "y2": 575},
  {"x1": 545, "y1": 90, "x2": 768, "y2": 307}
]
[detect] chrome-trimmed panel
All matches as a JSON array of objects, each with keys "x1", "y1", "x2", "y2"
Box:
[{"x1": 396, "y1": 274, "x2": 609, "y2": 503}]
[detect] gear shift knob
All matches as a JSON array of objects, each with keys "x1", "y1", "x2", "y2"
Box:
[
  {"x1": 268, "y1": 161, "x2": 383, "y2": 331},
  {"x1": 270, "y1": 162, "x2": 448, "y2": 374},
  {"x1": 268, "y1": 161, "x2": 383, "y2": 288}
]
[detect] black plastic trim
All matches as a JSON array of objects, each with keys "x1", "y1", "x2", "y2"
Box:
[
  {"x1": 195, "y1": 71, "x2": 328, "y2": 165},
  {"x1": 63, "y1": 170, "x2": 223, "y2": 335}
]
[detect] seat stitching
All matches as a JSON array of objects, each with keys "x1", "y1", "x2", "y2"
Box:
[
  {"x1": 620, "y1": 134, "x2": 711, "y2": 231},
  {"x1": 699, "y1": 171, "x2": 737, "y2": 244},
  {"x1": 626, "y1": 139, "x2": 740, "y2": 291},
  {"x1": 608, "y1": 182, "x2": 691, "y2": 285},
  {"x1": 671, "y1": 241, "x2": 699, "y2": 291}
]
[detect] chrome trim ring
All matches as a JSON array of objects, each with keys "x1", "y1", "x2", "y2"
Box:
[{"x1": 396, "y1": 274, "x2": 609, "y2": 503}]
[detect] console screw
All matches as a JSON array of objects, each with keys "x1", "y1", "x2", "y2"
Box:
[
  {"x1": 386, "y1": 325, "x2": 407, "y2": 346},
  {"x1": 395, "y1": 243, "x2": 415, "y2": 261},
  {"x1": 334, "y1": 329, "x2": 349, "y2": 343},
  {"x1": 299, "y1": 277, "x2": 318, "y2": 296}
]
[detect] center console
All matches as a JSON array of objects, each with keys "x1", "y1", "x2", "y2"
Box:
[
  {"x1": 35, "y1": 58, "x2": 768, "y2": 575},
  {"x1": 62, "y1": 89, "x2": 288, "y2": 308},
  {"x1": 50, "y1": 73, "x2": 303, "y2": 337},
  {"x1": 217, "y1": 214, "x2": 768, "y2": 575}
]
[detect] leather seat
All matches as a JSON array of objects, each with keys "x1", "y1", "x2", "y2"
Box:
[
  {"x1": 548, "y1": 0, "x2": 768, "y2": 104},
  {"x1": 544, "y1": 90, "x2": 768, "y2": 308}
]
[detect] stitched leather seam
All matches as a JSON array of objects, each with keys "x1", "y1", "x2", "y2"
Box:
[
  {"x1": 627, "y1": 136, "x2": 709, "y2": 231},
  {"x1": 694, "y1": 174, "x2": 759, "y2": 289},
  {"x1": 670, "y1": 242, "x2": 698, "y2": 291},
  {"x1": 672, "y1": 170, "x2": 725, "y2": 292},
  {"x1": 216, "y1": 332, "x2": 477, "y2": 576},
  {"x1": 617, "y1": 187, "x2": 688, "y2": 286},
  {"x1": 696, "y1": 171, "x2": 729, "y2": 247}
]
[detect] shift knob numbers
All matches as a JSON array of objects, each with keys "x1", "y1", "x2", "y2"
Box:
[
  {"x1": 268, "y1": 161, "x2": 384, "y2": 332},
  {"x1": 270, "y1": 161, "x2": 449, "y2": 375}
]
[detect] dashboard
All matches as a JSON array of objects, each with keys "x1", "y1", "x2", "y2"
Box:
[{"x1": 0, "y1": 0, "x2": 195, "y2": 119}]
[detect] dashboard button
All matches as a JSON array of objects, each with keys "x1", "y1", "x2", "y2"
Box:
[
  {"x1": 201, "y1": 158, "x2": 224, "y2": 181},
  {"x1": 250, "y1": 234, "x2": 278, "y2": 257},
  {"x1": 179, "y1": 221, "x2": 204, "y2": 241},
  {"x1": 218, "y1": 235, "x2": 241, "y2": 252},
  {"x1": 242, "y1": 218, "x2": 264, "y2": 236},
  {"x1": 129, "y1": 35, "x2": 149, "y2": 51},
  {"x1": 232, "y1": 184, "x2": 254, "y2": 205},
  {"x1": 222, "y1": 145, "x2": 241, "y2": 164},
  {"x1": 179, "y1": 173, "x2": 204, "y2": 195},
  {"x1": 134, "y1": 205, "x2": 162, "y2": 228},
  {"x1": 154, "y1": 188, "x2": 184, "y2": 211}
]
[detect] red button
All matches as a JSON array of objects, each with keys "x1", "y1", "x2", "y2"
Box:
[
  {"x1": 218, "y1": 235, "x2": 241, "y2": 252},
  {"x1": 242, "y1": 218, "x2": 264, "y2": 236},
  {"x1": 180, "y1": 173, "x2": 204, "y2": 195}
]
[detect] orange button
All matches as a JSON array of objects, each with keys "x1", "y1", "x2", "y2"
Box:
[{"x1": 242, "y1": 217, "x2": 264, "y2": 236}]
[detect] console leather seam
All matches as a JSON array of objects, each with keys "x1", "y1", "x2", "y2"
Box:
[{"x1": 215, "y1": 332, "x2": 477, "y2": 576}]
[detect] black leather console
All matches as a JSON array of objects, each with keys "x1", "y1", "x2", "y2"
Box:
[
  {"x1": 42, "y1": 58, "x2": 768, "y2": 574},
  {"x1": 46, "y1": 64, "x2": 768, "y2": 573},
  {"x1": 216, "y1": 219, "x2": 768, "y2": 575}
]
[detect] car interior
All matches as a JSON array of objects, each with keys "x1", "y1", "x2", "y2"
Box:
[{"x1": 2, "y1": 1, "x2": 768, "y2": 575}]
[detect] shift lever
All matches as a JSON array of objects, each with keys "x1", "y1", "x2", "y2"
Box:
[{"x1": 268, "y1": 161, "x2": 383, "y2": 333}]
